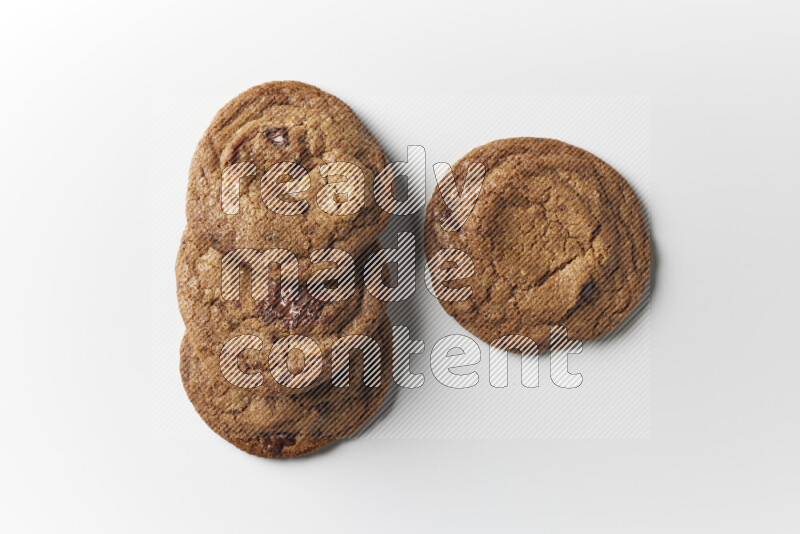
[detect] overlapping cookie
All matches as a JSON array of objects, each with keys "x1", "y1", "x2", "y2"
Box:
[
  {"x1": 180, "y1": 317, "x2": 393, "y2": 458},
  {"x1": 178, "y1": 82, "x2": 392, "y2": 458},
  {"x1": 176, "y1": 229, "x2": 388, "y2": 393},
  {"x1": 425, "y1": 138, "x2": 650, "y2": 346}
]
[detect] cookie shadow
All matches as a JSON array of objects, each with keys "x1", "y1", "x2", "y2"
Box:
[
  {"x1": 348, "y1": 204, "x2": 429, "y2": 437},
  {"x1": 349, "y1": 209, "x2": 428, "y2": 436},
  {"x1": 284, "y1": 211, "x2": 426, "y2": 457},
  {"x1": 587, "y1": 197, "x2": 658, "y2": 348},
  {"x1": 349, "y1": 381, "x2": 401, "y2": 438}
]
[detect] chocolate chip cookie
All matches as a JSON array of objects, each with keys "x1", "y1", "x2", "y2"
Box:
[
  {"x1": 186, "y1": 81, "x2": 391, "y2": 259},
  {"x1": 424, "y1": 138, "x2": 650, "y2": 346},
  {"x1": 180, "y1": 316, "x2": 393, "y2": 458}
]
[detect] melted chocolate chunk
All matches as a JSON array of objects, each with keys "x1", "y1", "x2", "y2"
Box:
[
  {"x1": 264, "y1": 127, "x2": 289, "y2": 147},
  {"x1": 257, "y1": 285, "x2": 324, "y2": 330}
]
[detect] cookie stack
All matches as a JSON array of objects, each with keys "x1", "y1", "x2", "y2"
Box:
[{"x1": 176, "y1": 82, "x2": 393, "y2": 458}]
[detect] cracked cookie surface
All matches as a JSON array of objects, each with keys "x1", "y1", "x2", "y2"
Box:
[{"x1": 424, "y1": 138, "x2": 650, "y2": 346}]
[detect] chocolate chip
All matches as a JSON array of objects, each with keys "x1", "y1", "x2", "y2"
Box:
[
  {"x1": 264, "y1": 127, "x2": 289, "y2": 147},
  {"x1": 579, "y1": 281, "x2": 598, "y2": 303},
  {"x1": 257, "y1": 284, "x2": 324, "y2": 329},
  {"x1": 286, "y1": 289, "x2": 323, "y2": 329},
  {"x1": 257, "y1": 432, "x2": 297, "y2": 455}
]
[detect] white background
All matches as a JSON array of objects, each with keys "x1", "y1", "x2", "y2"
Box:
[{"x1": 2, "y1": 1, "x2": 799, "y2": 532}]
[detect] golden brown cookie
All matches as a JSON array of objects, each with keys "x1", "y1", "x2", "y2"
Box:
[
  {"x1": 187, "y1": 81, "x2": 391, "y2": 259},
  {"x1": 180, "y1": 316, "x2": 393, "y2": 459},
  {"x1": 424, "y1": 138, "x2": 650, "y2": 346}
]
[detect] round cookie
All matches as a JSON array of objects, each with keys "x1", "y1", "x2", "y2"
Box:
[
  {"x1": 187, "y1": 81, "x2": 392, "y2": 259},
  {"x1": 176, "y1": 229, "x2": 389, "y2": 393},
  {"x1": 424, "y1": 138, "x2": 650, "y2": 346},
  {"x1": 180, "y1": 316, "x2": 393, "y2": 458}
]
